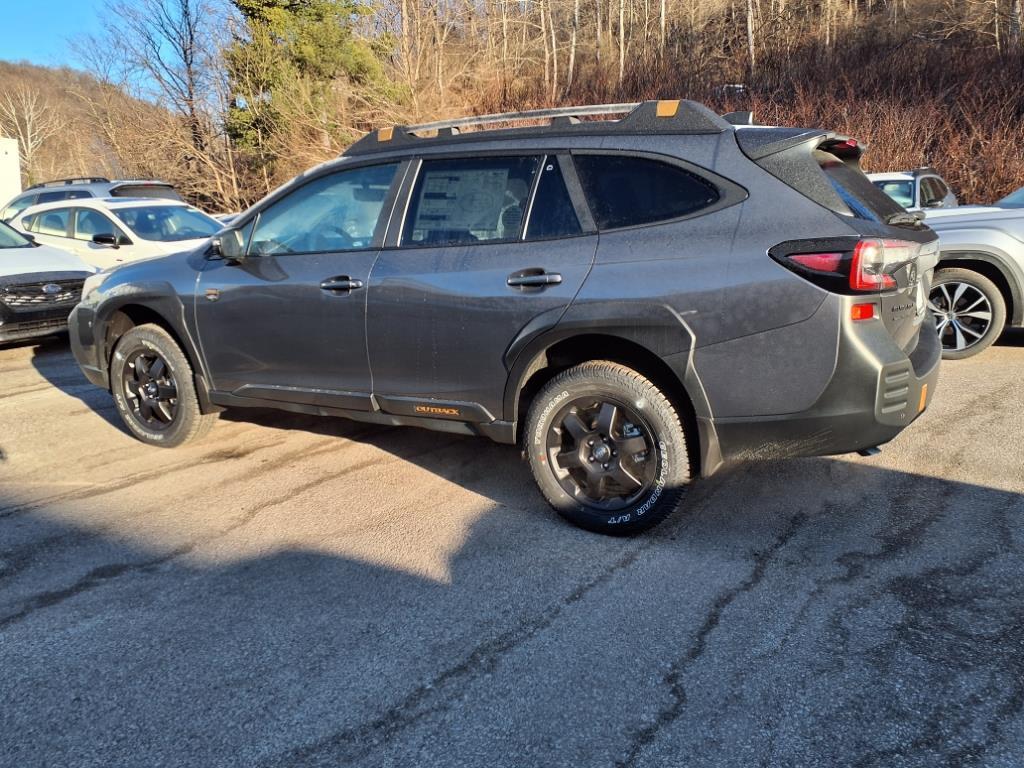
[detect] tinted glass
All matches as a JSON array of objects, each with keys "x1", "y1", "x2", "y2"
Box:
[
  {"x1": 74, "y1": 208, "x2": 125, "y2": 241},
  {"x1": 818, "y1": 153, "x2": 901, "y2": 222},
  {"x1": 3, "y1": 195, "x2": 37, "y2": 221},
  {"x1": 112, "y1": 205, "x2": 221, "y2": 242},
  {"x1": 249, "y1": 163, "x2": 398, "y2": 256},
  {"x1": 921, "y1": 178, "x2": 944, "y2": 206},
  {"x1": 111, "y1": 184, "x2": 183, "y2": 201},
  {"x1": 526, "y1": 159, "x2": 581, "y2": 240},
  {"x1": 573, "y1": 155, "x2": 719, "y2": 230},
  {"x1": 0, "y1": 220, "x2": 32, "y2": 249},
  {"x1": 36, "y1": 190, "x2": 91, "y2": 204},
  {"x1": 403, "y1": 156, "x2": 539, "y2": 246},
  {"x1": 997, "y1": 187, "x2": 1024, "y2": 208},
  {"x1": 34, "y1": 208, "x2": 71, "y2": 237},
  {"x1": 873, "y1": 180, "x2": 914, "y2": 208}
]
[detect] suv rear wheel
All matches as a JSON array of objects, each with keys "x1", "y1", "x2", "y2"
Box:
[
  {"x1": 930, "y1": 267, "x2": 1006, "y2": 360},
  {"x1": 525, "y1": 361, "x2": 691, "y2": 535},
  {"x1": 110, "y1": 324, "x2": 217, "y2": 447}
]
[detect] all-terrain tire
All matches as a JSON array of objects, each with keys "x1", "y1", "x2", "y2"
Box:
[
  {"x1": 524, "y1": 361, "x2": 691, "y2": 535},
  {"x1": 110, "y1": 323, "x2": 217, "y2": 447}
]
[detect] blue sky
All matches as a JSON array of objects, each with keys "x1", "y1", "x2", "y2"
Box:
[{"x1": 1, "y1": 0, "x2": 106, "y2": 68}]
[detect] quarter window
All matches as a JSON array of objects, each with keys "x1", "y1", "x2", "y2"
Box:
[
  {"x1": 249, "y1": 163, "x2": 399, "y2": 256},
  {"x1": 403, "y1": 156, "x2": 539, "y2": 247},
  {"x1": 573, "y1": 155, "x2": 719, "y2": 230}
]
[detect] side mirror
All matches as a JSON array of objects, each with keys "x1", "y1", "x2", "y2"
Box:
[
  {"x1": 23, "y1": 232, "x2": 36, "y2": 242},
  {"x1": 212, "y1": 228, "x2": 246, "y2": 263},
  {"x1": 92, "y1": 233, "x2": 120, "y2": 248}
]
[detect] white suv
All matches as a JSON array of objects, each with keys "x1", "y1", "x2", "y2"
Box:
[
  {"x1": 868, "y1": 168, "x2": 958, "y2": 212},
  {"x1": 14, "y1": 198, "x2": 223, "y2": 269}
]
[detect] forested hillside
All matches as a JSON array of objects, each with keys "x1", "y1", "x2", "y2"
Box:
[{"x1": 2, "y1": 0, "x2": 1022, "y2": 210}]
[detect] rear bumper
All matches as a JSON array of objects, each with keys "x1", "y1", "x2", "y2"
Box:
[{"x1": 707, "y1": 310, "x2": 941, "y2": 466}]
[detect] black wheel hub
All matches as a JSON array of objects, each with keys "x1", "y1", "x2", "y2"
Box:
[
  {"x1": 546, "y1": 397, "x2": 658, "y2": 511},
  {"x1": 122, "y1": 350, "x2": 179, "y2": 430}
]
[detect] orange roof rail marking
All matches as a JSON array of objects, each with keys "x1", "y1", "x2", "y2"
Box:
[{"x1": 656, "y1": 100, "x2": 680, "y2": 118}]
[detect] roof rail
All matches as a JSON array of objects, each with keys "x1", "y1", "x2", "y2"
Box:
[
  {"x1": 346, "y1": 100, "x2": 731, "y2": 156},
  {"x1": 28, "y1": 177, "x2": 110, "y2": 190}
]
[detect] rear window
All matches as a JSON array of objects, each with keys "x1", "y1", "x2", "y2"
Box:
[
  {"x1": 111, "y1": 184, "x2": 183, "y2": 202},
  {"x1": 573, "y1": 155, "x2": 719, "y2": 230},
  {"x1": 817, "y1": 152, "x2": 903, "y2": 221}
]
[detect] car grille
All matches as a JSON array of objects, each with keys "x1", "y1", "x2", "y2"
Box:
[{"x1": 1, "y1": 279, "x2": 84, "y2": 310}]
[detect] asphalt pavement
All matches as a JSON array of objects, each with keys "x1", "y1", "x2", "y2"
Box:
[{"x1": 1, "y1": 331, "x2": 1023, "y2": 767}]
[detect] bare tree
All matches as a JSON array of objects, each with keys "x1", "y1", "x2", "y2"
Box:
[{"x1": 0, "y1": 87, "x2": 65, "y2": 185}]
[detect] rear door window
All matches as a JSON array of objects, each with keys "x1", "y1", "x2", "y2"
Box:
[
  {"x1": 32, "y1": 208, "x2": 72, "y2": 237},
  {"x1": 526, "y1": 158, "x2": 582, "y2": 240},
  {"x1": 402, "y1": 156, "x2": 540, "y2": 247},
  {"x1": 573, "y1": 155, "x2": 719, "y2": 230}
]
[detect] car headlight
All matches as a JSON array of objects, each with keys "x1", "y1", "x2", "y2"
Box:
[{"x1": 81, "y1": 271, "x2": 109, "y2": 302}]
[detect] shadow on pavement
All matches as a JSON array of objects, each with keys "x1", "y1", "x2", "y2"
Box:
[{"x1": 1, "y1": 455, "x2": 1022, "y2": 767}]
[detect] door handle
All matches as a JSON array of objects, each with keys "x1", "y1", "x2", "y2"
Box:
[
  {"x1": 507, "y1": 270, "x2": 563, "y2": 288},
  {"x1": 320, "y1": 277, "x2": 364, "y2": 293}
]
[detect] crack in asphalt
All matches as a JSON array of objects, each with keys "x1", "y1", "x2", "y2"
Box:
[
  {"x1": 0, "y1": 435, "x2": 455, "y2": 630},
  {"x1": 261, "y1": 466, "x2": 732, "y2": 768},
  {"x1": 614, "y1": 511, "x2": 809, "y2": 768},
  {"x1": 266, "y1": 541, "x2": 653, "y2": 768}
]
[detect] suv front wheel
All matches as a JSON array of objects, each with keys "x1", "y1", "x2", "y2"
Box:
[
  {"x1": 110, "y1": 323, "x2": 217, "y2": 447},
  {"x1": 525, "y1": 361, "x2": 691, "y2": 535}
]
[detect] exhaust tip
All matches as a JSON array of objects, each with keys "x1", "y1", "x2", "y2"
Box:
[{"x1": 857, "y1": 447, "x2": 882, "y2": 457}]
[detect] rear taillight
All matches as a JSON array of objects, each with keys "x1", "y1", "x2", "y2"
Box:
[{"x1": 772, "y1": 238, "x2": 920, "y2": 294}]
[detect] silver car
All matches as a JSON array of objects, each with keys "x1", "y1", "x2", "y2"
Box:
[{"x1": 926, "y1": 209, "x2": 1024, "y2": 358}]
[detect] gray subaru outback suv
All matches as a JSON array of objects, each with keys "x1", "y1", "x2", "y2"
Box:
[{"x1": 68, "y1": 100, "x2": 941, "y2": 534}]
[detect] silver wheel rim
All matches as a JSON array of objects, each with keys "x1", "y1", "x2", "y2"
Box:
[{"x1": 929, "y1": 281, "x2": 993, "y2": 352}]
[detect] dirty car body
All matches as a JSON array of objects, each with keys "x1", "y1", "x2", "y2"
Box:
[{"x1": 68, "y1": 101, "x2": 942, "y2": 533}]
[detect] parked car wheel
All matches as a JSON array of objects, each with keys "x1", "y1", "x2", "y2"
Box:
[
  {"x1": 525, "y1": 361, "x2": 691, "y2": 535},
  {"x1": 110, "y1": 324, "x2": 217, "y2": 447},
  {"x1": 929, "y1": 267, "x2": 1006, "y2": 360}
]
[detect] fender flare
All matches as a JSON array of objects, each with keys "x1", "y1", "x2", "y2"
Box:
[{"x1": 501, "y1": 302, "x2": 725, "y2": 476}]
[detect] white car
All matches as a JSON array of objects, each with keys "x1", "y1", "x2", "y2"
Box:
[
  {"x1": 14, "y1": 198, "x2": 223, "y2": 269},
  {"x1": 867, "y1": 168, "x2": 958, "y2": 212},
  {"x1": 0, "y1": 220, "x2": 95, "y2": 345}
]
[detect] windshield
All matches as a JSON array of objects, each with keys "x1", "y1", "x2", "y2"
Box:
[
  {"x1": 112, "y1": 205, "x2": 220, "y2": 242},
  {"x1": 872, "y1": 180, "x2": 915, "y2": 209},
  {"x1": 997, "y1": 187, "x2": 1024, "y2": 208},
  {"x1": 0, "y1": 219, "x2": 32, "y2": 249}
]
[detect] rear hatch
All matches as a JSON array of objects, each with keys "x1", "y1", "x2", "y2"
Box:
[{"x1": 739, "y1": 129, "x2": 939, "y2": 353}]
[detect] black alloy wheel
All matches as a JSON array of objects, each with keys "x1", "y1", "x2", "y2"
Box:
[
  {"x1": 547, "y1": 397, "x2": 658, "y2": 511},
  {"x1": 122, "y1": 350, "x2": 179, "y2": 429}
]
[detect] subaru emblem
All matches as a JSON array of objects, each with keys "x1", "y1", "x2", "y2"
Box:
[{"x1": 41, "y1": 283, "x2": 61, "y2": 295}]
